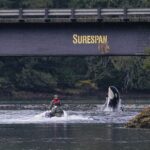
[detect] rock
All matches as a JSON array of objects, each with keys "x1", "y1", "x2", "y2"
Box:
[{"x1": 126, "y1": 107, "x2": 150, "y2": 128}]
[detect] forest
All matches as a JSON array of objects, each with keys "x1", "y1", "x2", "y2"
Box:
[
  {"x1": 0, "y1": 56, "x2": 149, "y2": 97},
  {"x1": 1, "y1": 0, "x2": 150, "y2": 9}
]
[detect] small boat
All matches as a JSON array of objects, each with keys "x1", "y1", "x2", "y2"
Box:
[{"x1": 45, "y1": 106, "x2": 64, "y2": 118}]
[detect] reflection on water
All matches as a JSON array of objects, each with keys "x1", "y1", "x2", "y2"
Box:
[
  {"x1": 0, "y1": 102, "x2": 149, "y2": 150},
  {"x1": 0, "y1": 124, "x2": 150, "y2": 150}
]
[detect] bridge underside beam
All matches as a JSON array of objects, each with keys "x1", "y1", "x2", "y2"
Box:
[
  {"x1": 0, "y1": 23, "x2": 149, "y2": 56},
  {"x1": 1, "y1": 17, "x2": 150, "y2": 23}
]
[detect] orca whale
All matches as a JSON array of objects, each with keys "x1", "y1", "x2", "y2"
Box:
[{"x1": 103, "y1": 86, "x2": 123, "y2": 111}]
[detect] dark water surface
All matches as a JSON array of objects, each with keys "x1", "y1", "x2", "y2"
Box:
[{"x1": 0, "y1": 123, "x2": 150, "y2": 150}]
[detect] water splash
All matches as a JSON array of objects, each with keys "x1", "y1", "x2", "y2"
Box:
[
  {"x1": 103, "y1": 98, "x2": 123, "y2": 112},
  {"x1": 0, "y1": 104, "x2": 140, "y2": 124},
  {"x1": 33, "y1": 110, "x2": 92, "y2": 123}
]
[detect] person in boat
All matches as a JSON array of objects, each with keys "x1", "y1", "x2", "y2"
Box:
[{"x1": 48, "y1": 95, "x2": 63, "y2": 117}]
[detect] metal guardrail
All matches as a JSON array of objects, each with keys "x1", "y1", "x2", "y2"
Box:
[{"x1": 0, "y1": 8, "x2": 150, "y2": 22}]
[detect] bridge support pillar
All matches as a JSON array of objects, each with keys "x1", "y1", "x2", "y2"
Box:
[
  {"x1": 45, "y1": 8, "x2": 50, "y2": 22},
  {"x1": 18, "y1": 8, "x2": 24, "y2": 22},
  {"x1": 70, "y1": 8, "x2": 76, "y2": 22},
  {"x1": 123, "y1": 7, "x2": 129, "y2": 21},
  {"x1": 97, "y1": 8, "x2": 103, "y2": 22}
]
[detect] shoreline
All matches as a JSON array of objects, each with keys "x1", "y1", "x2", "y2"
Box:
[
  {"x1": 0, "y1": 90, "x2": 149, "y2": 101},
  {"x1": 0, "y1": 103, "x2": 98, "y2": 111}
]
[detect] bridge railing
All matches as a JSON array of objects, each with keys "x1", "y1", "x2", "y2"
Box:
[{"x1": 0, "y1": 8, "x2": 150, "y2": 22}]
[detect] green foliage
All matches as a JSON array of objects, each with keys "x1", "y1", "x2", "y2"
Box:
[
  {"x1": 143, "y1": 57, "x2": 150, "y2": 70},
  {"x1": 86, "y1": 56, "x2": 122, "y2": 90},
  {"x1": 1, "y1": 0, "x2": 150, "y2": 8},
  {"x1": 0, "y1": 77, "x2": 13, "y2": 95},
  {"x1": 22, "y1": 0, "x2": 53, "y2": 8},
  {"x1": 16, "y1": 68, "x2": 57, "y2": 92},
  {"x1": 86, "y1": 56, "x2": 150, "y2": 91},
  {"x1": 145, "y1": 48, "x2": 150, "y2": 55},
  {"x1": 0, "y1": 77, "x2": 10, "y2": 89},
  {"x1": 0, "y1": 56, "x2": 149, "y2": 93},
  {"x1": 111, "y1": 56, "x2": 149, "y2": 90}
]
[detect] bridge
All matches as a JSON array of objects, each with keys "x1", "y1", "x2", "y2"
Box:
[
  {"x1": 0, "y1": 8, "x2": 150, "y2": 23},
  {"x1": 0, "y1": 8, "x2": 150, "y2": 55}
]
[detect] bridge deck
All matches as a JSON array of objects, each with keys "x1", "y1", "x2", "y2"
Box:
[{"x1": 0, "y1": 8, "x2": 150, "y2": 23}]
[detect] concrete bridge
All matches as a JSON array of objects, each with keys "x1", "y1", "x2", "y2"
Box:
[{"x1": 0, "y1": 8, "x2": 150, "y2": 55}]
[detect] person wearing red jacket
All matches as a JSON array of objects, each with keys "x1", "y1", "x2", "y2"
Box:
[
  {"x1": 49, "y1": 95, "x2": 63, "y2": 117},
  {"x1": 49, "y1": 95, "x2": 61, "y2": 109}
]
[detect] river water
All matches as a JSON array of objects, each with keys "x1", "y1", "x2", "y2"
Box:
[{"x1": 0, "y1": 101, "x2": 150, "y2": 150}]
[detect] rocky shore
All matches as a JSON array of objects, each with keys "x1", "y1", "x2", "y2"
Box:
[{"x1": 126, "y1": 107, "x2": 150, "y2": 128}]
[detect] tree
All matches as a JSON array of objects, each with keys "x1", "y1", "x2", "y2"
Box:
[
  {"x1": 16, "y1": 68, "x2": 57, "y2": 92},
  {"x1": 22, "y1": 0, "x2": 53, "y2": 8},
  {"x1": 112, "y1": 56, "x2": 150, "y2": 91},
  {"x1": 86, "y1": 56, "x2": 122, "y2": 90}
]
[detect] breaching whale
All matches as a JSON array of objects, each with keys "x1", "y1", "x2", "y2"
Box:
[{"x1": 103, "y1": 86, "x2": 123, "y2": 111}]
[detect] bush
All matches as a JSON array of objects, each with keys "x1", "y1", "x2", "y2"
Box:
[
  {"x1": 0, "y1": 77, "x2": 14, "y2": 95},
  {"x1": 16, "y1": 69, "x2": 57, "y2": 92}
]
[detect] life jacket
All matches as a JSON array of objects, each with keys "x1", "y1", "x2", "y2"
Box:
[{"x1": 52, "y1": 98, "x2": 61, "y2": 106}]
